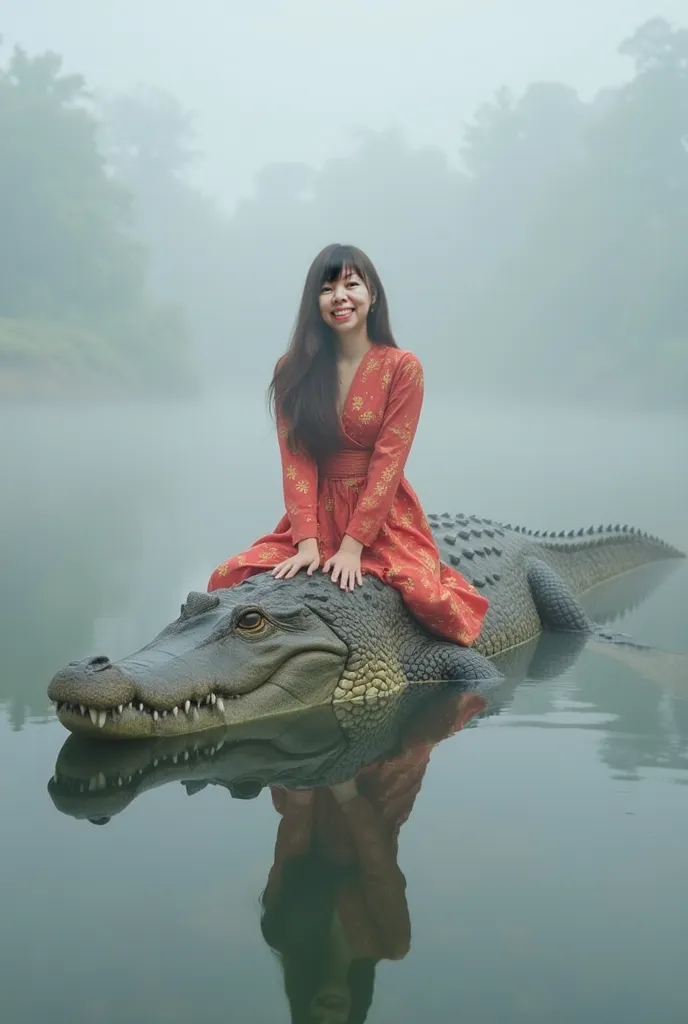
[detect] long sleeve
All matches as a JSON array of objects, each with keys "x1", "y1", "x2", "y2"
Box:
[
  {"x1": 346, "y1": 352, "x2": 424, "y2": 548},
  {"x1": 262, "y1": 791, "x2": 314, "y2": 906},
  {"x1": 276, "y1": 407, "x2": 319, "y2": 545}
]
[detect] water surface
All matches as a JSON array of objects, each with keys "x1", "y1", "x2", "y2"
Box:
[{"x1": 1, "y1": 398, "x2": 686, "y2": 1023}]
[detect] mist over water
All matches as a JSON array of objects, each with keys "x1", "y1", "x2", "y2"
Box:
[
  {"x1": 2, "y1": 2, "x2": 688, "y2": 1021},
  {"x1": 2, "y1": 396, "x2": 685, "y2": 720},
  {"x1": 1, "y1": 398, "x2": 688, "y2": 1024}
]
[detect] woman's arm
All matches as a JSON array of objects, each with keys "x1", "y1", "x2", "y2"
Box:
[{"x1": 345, "y1": 351, "x2": 424, "y2": 548}]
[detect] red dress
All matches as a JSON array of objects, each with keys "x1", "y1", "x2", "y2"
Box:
[
  {"x1": 263, "y1": 689, "x2": 487, "y2": 960},
  {"x1": 207, "y1": 345, "x2": 489, "y2": 645}
]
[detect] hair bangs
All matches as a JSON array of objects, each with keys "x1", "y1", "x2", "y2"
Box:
[{"x1": 318, "y1": 244, "x2": 368, "y2": 288}]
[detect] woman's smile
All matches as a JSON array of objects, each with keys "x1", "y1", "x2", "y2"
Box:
[{"x1": 319, "y1": 270, "x2": 373, "y2": 333}]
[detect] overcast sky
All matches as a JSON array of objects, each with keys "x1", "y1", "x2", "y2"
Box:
[{"x1": 3, "y1": 0, "x2": 685, "y2": 207}]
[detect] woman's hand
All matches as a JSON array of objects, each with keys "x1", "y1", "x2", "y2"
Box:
[
  {"x1": 271, "y1": 538, "x2": 320, "y2": 580},
  {"x1": 323, "y1": 535, "x2": 364, "y2": 591}
]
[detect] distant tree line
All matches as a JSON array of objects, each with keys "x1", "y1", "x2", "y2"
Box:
[
  {"x1": 2, "y1": 18, "x2": 686, "y2": 407},
  {"x1": 0, "y1": 39, "x2": 194, "y2": 397}
]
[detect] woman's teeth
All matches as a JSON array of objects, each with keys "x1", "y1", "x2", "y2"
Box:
[{"x1": 334, "y1": 309, "x2": 353, "y2": 320}]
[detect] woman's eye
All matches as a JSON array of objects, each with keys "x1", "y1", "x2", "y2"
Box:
[{"x1": 237, "y1": 611, "x2": 266, "y2": 632}]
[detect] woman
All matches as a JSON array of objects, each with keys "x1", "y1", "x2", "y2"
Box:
[{"x1": 208, "y1": 243, "x2": 488, "y2": 646}]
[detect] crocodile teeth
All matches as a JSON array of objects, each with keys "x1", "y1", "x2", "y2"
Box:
[
  {"x1": 80, "y1": 705, "x2": 86, "y2": 716},
  {"x1": 216, "y1": 697, "x2": 225, "y2": 713},
  {"x1": 184, "y1": 701, "x2": 191, "y2": 714},
  {"x1": 138, "y1": 702, "x2": 144, "y2": 712},
  {"x1": 192, "y1": 707, "x2": 199, "y2": 720},
  {"x1": 88, "y1": 708, "x2": 98, "y2": 726},
  {"x1": 117, "y1": 705, "x2": 123, "y2": 714},
  {"x1": 172, "y1": 706, "x2": 179, "y2": 717},
  {"x1": 210, "y1": 693, "x2": 217, "y2": 705},
  {"x1": 97, "y1": 711, "x2": 107, "y2": 729},
  {"x1": 152, "y1": 710, "x2": 159, "y2": 722}
]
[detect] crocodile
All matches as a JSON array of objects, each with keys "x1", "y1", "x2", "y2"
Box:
[{"x1": 47, "y1": 514, "x2": 684, "y2": 740}]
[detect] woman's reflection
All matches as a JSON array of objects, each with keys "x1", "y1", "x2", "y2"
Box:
[{"x1": 260, "y1": 689, "x2": 486, "y2": 1023}]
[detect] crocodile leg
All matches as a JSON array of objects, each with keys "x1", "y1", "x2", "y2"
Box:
[{"x1": 526, "y1": 559, "x2": 593, "y2": 633}]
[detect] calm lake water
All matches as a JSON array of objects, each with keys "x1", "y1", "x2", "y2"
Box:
[{"x1": 1, "y1": 396, "x2": 687, "y2": 1023}]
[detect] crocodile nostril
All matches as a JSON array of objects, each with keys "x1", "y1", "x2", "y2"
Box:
[
  {"x1": 88, "y1": 656, "x2": 111, "y2": 670},
  {"x1": 229, "y1": 778, "x2": 263, "y2": 800}
]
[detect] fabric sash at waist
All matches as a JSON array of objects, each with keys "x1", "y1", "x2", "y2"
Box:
[{"x1": 321, "y1": 450, "x2": 372, "y2": 479}]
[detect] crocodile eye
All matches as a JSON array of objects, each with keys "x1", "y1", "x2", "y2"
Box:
[{"x1": 236, "y1": 610, "x2": 266, "y2": 633}]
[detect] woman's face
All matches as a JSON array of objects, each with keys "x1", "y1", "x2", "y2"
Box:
[
  {"x1": 318, "y1": 269, "x2": 373, "y2": 335},
  {"x1": 310, "y1": 982, "x2": 351, "y2": 1023}
]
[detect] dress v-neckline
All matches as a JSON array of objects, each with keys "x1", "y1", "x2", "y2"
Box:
[{"x1": 337, "y1": 345, "x2": 374, "y2": 423}]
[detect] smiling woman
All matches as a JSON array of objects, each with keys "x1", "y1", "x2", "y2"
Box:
[{"x1": 208, "y1": 243, "x2": 489, "y2": 647}]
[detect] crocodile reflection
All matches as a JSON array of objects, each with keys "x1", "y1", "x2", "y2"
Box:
[{"x1": 48, "y1": 707, "x2": 348, "y2": 823}]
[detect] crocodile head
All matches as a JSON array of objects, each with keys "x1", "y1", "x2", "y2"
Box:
[
  {"x1": 48, "y1": 574, "x2": 354, "y2": 739},
  {"x1": 48, "y1": 571, "x2": 495, "y2": 740}
]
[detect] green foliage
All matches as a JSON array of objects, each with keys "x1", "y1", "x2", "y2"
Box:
[
  {"x1": 94, "y1": 17, "x2": 687, "y2": 409},
  {"x1": 0, "y1": 40, "x2": 194, "y2": 397},
  {"x1": 460, "y1": 17, "x2": 688, "y2": 407}
]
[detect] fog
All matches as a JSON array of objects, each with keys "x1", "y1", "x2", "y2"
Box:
[
  {"x1": 1, "y1": 3, "x2": 687, "y2": 727},
  {"x1": 2, "y1": 395, "x2": 686, "y2": 726},
  {"x1": 3, "y1": 1, "x2": 687, "y2": 406},
  {"x1": 1, "y1": 16, "x2": 688, "y2": 1023},
  {"x1": 3, "y1": 0, "x2": 683, "y2": 200}
]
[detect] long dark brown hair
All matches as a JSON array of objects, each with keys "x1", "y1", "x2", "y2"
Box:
[{"x1": 268, "y1": 244, "x2": 397, "y2": 462}]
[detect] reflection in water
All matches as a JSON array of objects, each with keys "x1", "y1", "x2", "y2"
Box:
[
  {"x1": 48, "y1": 683, "x2": 487, "y2": 1023},
  {"x1": 260, "y1": 690, "x2": 485, "y2": 1024}
]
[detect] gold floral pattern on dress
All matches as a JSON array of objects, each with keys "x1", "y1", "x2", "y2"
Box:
[
  {"x1": 206, "y1": 346, "x2": 489, "y2": 648},
  {"x1": 360, "y1": 355, "x2": 379, "y2": 383}
]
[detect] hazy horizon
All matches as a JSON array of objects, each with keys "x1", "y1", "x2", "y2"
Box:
[{"x1": 3, "y1": 0, "x2": 684, "y2": 206}]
